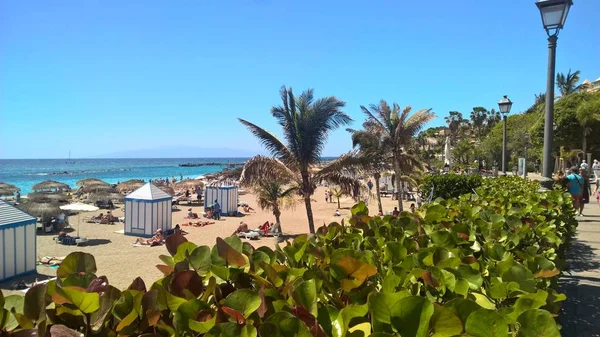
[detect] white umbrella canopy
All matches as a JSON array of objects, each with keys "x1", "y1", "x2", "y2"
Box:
[{"x1": 60, "y1": 202, "x2": 100, "y2": 236}]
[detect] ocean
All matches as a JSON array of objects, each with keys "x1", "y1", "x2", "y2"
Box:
[{"x1": 0, "y1": 158, "x2": 248, "y2": 195}]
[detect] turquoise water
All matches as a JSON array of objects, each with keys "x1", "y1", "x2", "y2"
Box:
[{"x1": 0, "y1": 158, "x2": 248, "y2": 195}]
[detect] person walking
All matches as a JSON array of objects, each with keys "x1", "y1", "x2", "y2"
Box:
[
  {"x1": 580, "y1": 169, "x2": 591, "y2": 216},
  {"x1": 566, "y1": 166, "x2": 585, "y2": 215},
  {"x1": 593, "y1": 178, "x2": 600, "y2": 208},
  {"x1": 213, "y1": 199, "x2": 221, "y2": 220},
  {"x1": 593, "y1": 159, "x2": 600, "y2": 180}
]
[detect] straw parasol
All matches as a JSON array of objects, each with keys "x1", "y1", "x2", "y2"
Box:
[
  {"x1": 0, "y1": 182, "x2": 20, "y2": 192},
  {"x1": 32, "y1": 180, "x2": 71, "y2": 192},
  {"x1": 0, "y1": 188, "x2": 16, "y2": 196},
  {"x1": 158, "y1": 185, "x2": 175, "y2": 196},
  {"x1": 80, "y1": 184, "x2": 115, "y2": 193},
  {"x1": 18, "y1": 201, "x2": 62, "y2": 219},
  {"x1": 60, "y1": 202, "x2": 99, "y2": 237},
  {"x1": 117, "y1": 179, "x2": 145, "y2": 192},
  {"x1": 175, "y1": 179, "x2": 204, "y2": 191},
  {"x1": 27, "y1": 192, "x2": 69, "y2": 203},
  {"x1": 76, "y1": 178, "x2": 109, "y2": 187},
  {"x1": 85, "y1": 191, "x2": 124, "y2": 203}
]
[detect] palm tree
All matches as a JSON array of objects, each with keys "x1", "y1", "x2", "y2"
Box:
[
  {"x1": 347, "y1": 123, "x2": 390, "y2": 214},
  {"x1": 359, "y1": 100, "x2": 435, "y2": 211},
  {"x1": 239, "y1": 86, "x2": 356, "y2": 234},
  {"x1": 556, "y1": 69, "x2": 581, "y2": 97},
  {"x1": 254, "y1": 181, "x2": 298, "y2": 230},
  {"x1": 576, "y1": 94, "x2": 600, "y2": 157},
  {"x1": 330, "y1": 187, "x2": 344, "y2": 209}
]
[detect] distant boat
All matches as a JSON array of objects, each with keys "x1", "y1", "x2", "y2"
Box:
[{"x1": 66, "y1": 150, "x2": 75, "y2": 164}]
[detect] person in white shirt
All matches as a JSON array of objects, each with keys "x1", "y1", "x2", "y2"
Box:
[{"x1": 592, "y1": 159, "x2": 600, "y2": 180}]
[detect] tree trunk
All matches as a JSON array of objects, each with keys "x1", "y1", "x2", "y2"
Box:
[
  {"x1": 393, "y1": 158, "x2": 403, "y2": 211},
  {"x1": 583, "y1": 128, "x2": 588, "y2": 163},
  {"x1": 337, "y1": 197, "x2": 341, "y2": 209},
  {"x1": 273, "y1": 207, "x2": 281, "y2": 228},
  {"x1": 374, "y1": 172, "x2": 383, "y2": 214},
  {"x1": 304, "y1": 195, "x2": 315, "y2": 234}
]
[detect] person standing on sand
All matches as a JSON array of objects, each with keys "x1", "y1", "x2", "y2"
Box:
[
  {"x1": 580, "y1": 169, "x2": 591, "y2": 216},
  {"x1": 325, "y1": 192, "x2": 329, "y2": 203},
  {"x1": 213, "y1": 199, "x2": 221, "y2": 220}
]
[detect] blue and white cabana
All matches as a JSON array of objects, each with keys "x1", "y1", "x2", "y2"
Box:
[
  {"x1": 0, "y1": 200, "x2": 37, "y2": 282},
  {"x1": 205, "y1": 186, "x2": 238, "y2": 216},
  {"x1": 124, "y1": 183, "x2": 172, "y2": 237}
]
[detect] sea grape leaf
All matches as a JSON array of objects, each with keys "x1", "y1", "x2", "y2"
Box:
[
  {"x1": 90, "y1": 285, "x2": 122, "y2": 331},
  {"x1": 465, "y1": 309, "x2": 508, "y2": 337},
  {"x1": 430, "y1": 231, "x2": 455, "y2": 249},
  {"x1": 506, "y1": 291, "x2": 548, "y2": 323},
  {"x1": 292, "y1": 279, "x2": 318, "y2": 317},
  {"x1": 4, "y1": 295, "x2": 24, "y2": 330},
  {"x1": 348, "y1": 322, "x2": 371, "y2": 336},
  {"x1": 390, "y1": 296, "x2": 434, "y2": 337},
  {"x1": 224, "y1": 235, "x2": 243, "y2": 252},
  {"x1": 351, "y1": 201, "x2": 369, "y2": 216},
  {"x1": 166, "y1": 234, "x2": 189, "y2": 256},
  {"x1": 516, "y1": 309, "x2": 560, "y2": 337},
  {"x1": 368, "y1": 292, "x2": 408, "y2": 325},
  {"x1": 188, "y1": 246, "x2": 212, "y2": 275},
  {"x1": 336, "y1": 256, "x2": 377, "y2": 291},
  {"x1": 317, "y1": 305, "x2": 343, "y2": 337},
  {"x1": 534, "y1": 268, "x2": 560, "y2": 278},
  {"x1": 457, "y1": 264, "x2": 483, "y2": 290},
  {"x1": 341, "y1": 304, "x2": 369, "y2": 333},
  {"x1": 222, "y1": 289, "x2": 261, "y2": 318},
  {"x1": 429, "y1": 304, "x2": 463, "y2": 337},
  {"x1": 170, "y1": 270, "x2": 204, "y2": 298},
  {"x1": 501, "y1": 265, "x2": 536, "y2": 293},
  {"x1": 128, "y1": 277, "x2": 147, "y2": 292},
  {"x1": 61, "y1": 286, "x2": 100, "y2": 313},
  {"x1": 260, "y1": 311, "x2": 312, "y2": 337},
  {"x1": 57, "y1": 252, "x2": 97, "y2": 279},
  {"x1": 444, "y1": 298, "x2": 481, "y2": 327},
  {"x1": 159, "y1": 254, "x2": 175, "y2": 267},
  {"x1": 23, "y1": 284, "x2": 46, "y2": 321},
  {"x1": 489, "y1": 281, "x2": 520, "y2": 300},
  {"x1": 173, "y1": 242, "x2": 197, "y2": 264},
  {"x1": 469, "y1": 293, "x2": 496, "y2": 310},
  {"x1": 216, "y1": 237, "x2": 247, "y2": 267}
]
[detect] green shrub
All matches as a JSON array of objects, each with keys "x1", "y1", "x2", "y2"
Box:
[
  {"x1": 0, "y1": 178, "x2": 576, "y2": 336},
  {"x1": 420, "y1": 173, "x2": 483, "y2": 200}
]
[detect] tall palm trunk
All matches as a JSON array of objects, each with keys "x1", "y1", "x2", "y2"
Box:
[
  {"x1": 393, "y1": 157, "x2": 403, "y2": 211},
  {"x1": 301, "y1": 174, "x2": 316, "y2": 234},
  {"x1": 273, "y1": 206, "x2": 281, "y2": 226},
  {"x1": 374, "y1": 172, "x2": 383, "y2": 214},
  {"x1": 583, "y1": 128, "x2": 588, "y2": 162}
]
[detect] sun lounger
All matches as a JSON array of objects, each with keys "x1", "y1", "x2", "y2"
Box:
[{"x1": 236, "y1": 230, "x2": 262, "y2": 240}]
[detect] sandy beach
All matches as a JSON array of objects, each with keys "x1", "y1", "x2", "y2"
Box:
[{"x1": 0, "y1": 185, "x2": 413, "y2": 293}]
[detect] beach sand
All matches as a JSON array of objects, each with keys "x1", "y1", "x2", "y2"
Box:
[{"x1": 0, "y1": 185, "x2": 413, "y2": 294}]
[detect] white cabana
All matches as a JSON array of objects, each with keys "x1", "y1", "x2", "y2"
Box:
[
  {"x1": 205, "y1": 186, "x2": 238, "y2": 216},
  {"x1": 124, "y1": 183, "x2": 172, "y2": 237},
  {"x1": 0, "y1": 200, "x2": 37, "y2": 282}
]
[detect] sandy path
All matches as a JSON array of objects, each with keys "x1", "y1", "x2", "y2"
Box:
[{"x1": 1, "y1": 185, "x2": 413, "y2": 293}]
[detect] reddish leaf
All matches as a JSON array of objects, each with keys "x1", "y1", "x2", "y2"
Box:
[
  {"x1": 86, "y1": 276, "x2": 108, "y2": 294},
  {"x1": 534, "y1": 268, "x2": 560, "y2": 278},
  {"x1": 216, "y1": 237, "x2": 246, "y2": 267},
  {"x1": 170, "y1": 271, "x2": 204, "y2": 298},
  {"x1": 142, "y1": 290, "x2": 161, "y2": 326},
  {"x1": 257, "y1": 286, "x2": 268, "y2": 318},
  {"x1": 292, "y1": 306, "x2": 327, "y2": 337},
  {"x1": 156, "y1": 264, "x2": 174, "y2": 276},
  {"x1": 128, "y1": 277, "x2": 147, "y2": 292},
  {"x1": 462, "y1": 256, "x2": 477, "y2": 264},
  {"x1": 166, "y1": 234, "x2": 189, "y2": 256},
  {"x1": 221, "y1": 306, "x2": 246, "y2": 324},
  {"x1": 422, "y1": 271, "x2": 440, "y2": 288},
  {"x1": 196, "y1": 309, "x2": 213, "y2": 322},
  {"x1": 457, "y1": 233, "x2": 469, "y2": 240}
]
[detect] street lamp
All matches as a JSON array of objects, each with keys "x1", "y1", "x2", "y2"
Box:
[
  {"x1": 536, "y1": 0, "x2": 573, "y2": 189},
  {"x1": 498, "y1": 95, "x2": 513, "y2": 175}
]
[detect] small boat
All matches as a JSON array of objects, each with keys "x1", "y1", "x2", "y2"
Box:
[{"x1": 66, "y1": 150, "x2": 75, "y2": 164}]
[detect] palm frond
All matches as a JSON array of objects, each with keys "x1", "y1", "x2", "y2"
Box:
[
  {"x1": 239, "y1": 155, "x2": 298, "y2": 188},
  {"x1": 238, "y1": 118, "x2": 296, "y2": 165},
  {"x1": 360, "y1": 105, "x2": 388, "y2": 135}
]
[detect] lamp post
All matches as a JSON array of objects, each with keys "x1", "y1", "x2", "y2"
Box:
[
  {"x1": 536, "y1": 0, "x2": 573, "y2": 189},
  {"x1": 498, "y1": 95, "x2": 513, "y2": 175}
]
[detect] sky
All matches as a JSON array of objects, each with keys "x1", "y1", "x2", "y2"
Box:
[{"x1": 1, "y1": 0, "x2": 599, "y2": 159}]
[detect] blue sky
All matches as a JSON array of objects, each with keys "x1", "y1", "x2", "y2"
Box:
[{"x1": 1, "y1": 0, "x2": 598, "y2": 159}]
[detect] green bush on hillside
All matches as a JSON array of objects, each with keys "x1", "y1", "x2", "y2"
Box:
[
  {"x1": 420, "y1": 173, "x2": 483, "y2": 200},
  {"x1": 0, "y1": 176, "x2": 576, "y2": 336}
]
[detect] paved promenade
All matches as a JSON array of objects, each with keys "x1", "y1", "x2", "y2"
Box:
[{"x1": 559, "y1": 204, "x2": 600, "y2": 337}]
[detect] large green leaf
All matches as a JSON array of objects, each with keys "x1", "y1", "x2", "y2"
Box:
[
  {"x1": 368, "y1": 292, "x2": 407, "y2": 325},
  {"x1": 57, "y1": 252, "x2": 97, "y2": 278},
  {"x1": 430, "y1": 231, "x2": 456, "y2": 249},
  {"x1": 444, "y1": 298, "x2": 481, "y2": 327},
  {"x1": 429, "y1": 304, "x2": 462, "y2": 337},
  {"x1": 390, "y1": 296, "x2": 434, "y2": 337},
  {"x1": 516, "y1": 309, "x2": 560, "y2": 337},
  {"x1": 502, "y1": 265, "x2": 536, "y2": 293},
  {"x1": 173, "y1": 242, "x2": 198, "y2": 264},
  {"x1": 90, "y1": 285, "x2": 122, "y2": 331},
  {"x1": 61, "y1": 286, "x2": 100, "y2": 314},
  {"x1": 293, "y1": 279, "x2": 317, "y2": 317},
  {"x1": 260, "y1": 311, "x2": 312, "y2": 337},
  {"x1": 23, "y1": 284, "x2": 46, "y2": 321},
  {"x1": 216, "y1": 237, "x2": 247, "y2": 267},
  {"x1": 222, "y1": 289, "x2": 261, "y2": 318},
  {"x1": 465, "y1": 309, "x2": 508, "y2": 337},
  {"x1": 188, "y1": 245, "x2": 212, "y2": 275}
]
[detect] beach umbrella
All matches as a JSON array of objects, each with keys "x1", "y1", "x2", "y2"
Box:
[
  {"x1": 76, "y1": 178, "x2": 109, "y2": 186},
  {"x1": 175, "y1": 179, "x2": 204, "y2": 191},
  {"x1": 60, "y1": 202, "x2": 99, "y2": 237},
  {"x1": 158, "y1": 185, "x2": 175, "y2": 196},
  {"x1": 32, "y1": 180, "x2": 71, "y2": 192},
  {"x1": 117, "y1": 179, "x2": 145, "y2": 192},
  {"x1": 0, "y1": 182, "x2": 20, "y2": 192},
  {"x1": 0, "y1": 188, "x2": 16, "y2": 196},
  {"x1": 27, "y1": 192, "x2": 69, "y2": 203},
  {"x1": 81, "y1": 184, "x2": 115, "y2": 193},
  {"x1": 85, "y1": 191, "x2": 124, "y2": 203},
  {"x1": 18, "y1": 201, "x2": 62, "y2": 219}
]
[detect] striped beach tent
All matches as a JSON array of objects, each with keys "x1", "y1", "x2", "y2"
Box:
[
  {"x1": 0, "y1": 200, "x2": 37, "y2": 282},
  {"x1": 124, "y1": 183, "x2": 172, "y2": 237}
]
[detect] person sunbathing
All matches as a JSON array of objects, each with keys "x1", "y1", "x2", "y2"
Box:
[
  {"x1": 187, "y1": 208, "x2": 199, "y2": 219},
  {"x1": 233, "y1": 221, "x2": 249, "y2": 235},
  {"x1": 133, "y1": 229, "x2": 164, "y2": 246},
  {"x1": 243, "y1": 205, "x2": 255, "y2": 213},
  {"x1": 174, "y1": 224, "x2": 188, "y2": 235},
  {"x1": 204, "y1": 208, "x2": 213, "y2": 219}
]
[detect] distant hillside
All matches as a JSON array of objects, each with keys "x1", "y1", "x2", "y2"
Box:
[{"x1": 95, "y1": 146, "x2": 265, "y2": 159}]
